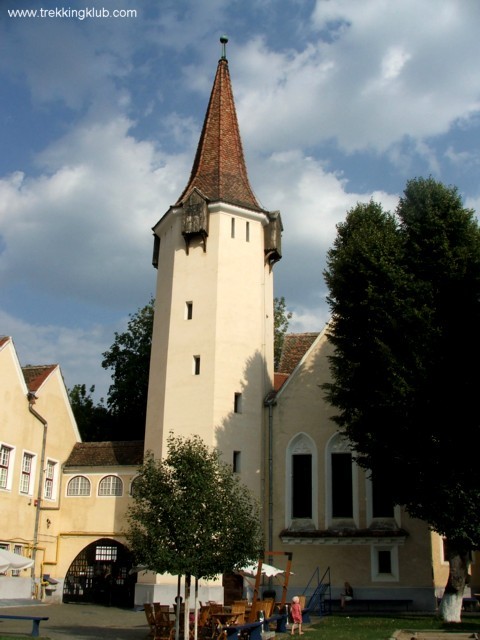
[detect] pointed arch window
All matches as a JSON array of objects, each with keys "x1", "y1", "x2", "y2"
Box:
[
  {"x1": 326, "y1": 434, "x2": 358, "y2": 527},
  {"x1": 286, "y1": 433, "x2": 317, "y2": 528}
]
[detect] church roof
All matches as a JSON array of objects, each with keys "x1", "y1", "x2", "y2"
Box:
[
  {"x1": 22, "y1": 364, "x2": 58, "y2": 393},
  {"x1": 277, "y1": 333, "x2": 320, "y2": 375},
  {"x1": 176, "y1": 44, "x2": 262, "y2": 212},
  {"x1": 64, "y1": 441, "x2": 144, "y2": 467}
]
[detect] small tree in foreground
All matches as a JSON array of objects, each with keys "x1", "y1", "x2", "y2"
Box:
[
  {"x1": 323, "y1": 178, "x2": 480, "y2": 622},
  {"x1": 126, "y1": 433, "x2": 263, "y2": 637}
]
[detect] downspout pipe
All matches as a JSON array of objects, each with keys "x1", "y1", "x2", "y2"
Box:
[
  {"x1": 264, "y1": 393, "x2": 277, "y2": 578},
  {"x1": 28, "y1": 392, "x2": 48, "y2": 599}
]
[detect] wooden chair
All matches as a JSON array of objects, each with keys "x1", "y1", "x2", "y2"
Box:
[
  {"x1": 154, "y1": 606, "x2": 175, "y2": 640},
  {"x1": 144, "y1": 603, "x2": 156, "y2": 637},
  {"x1": 230, "y1": 604, "x2": 245, "y2": 625}
]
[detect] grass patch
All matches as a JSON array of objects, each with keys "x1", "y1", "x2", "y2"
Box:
[{"x1": 305, "y1": 614, "x2": 480, "y2": 640}]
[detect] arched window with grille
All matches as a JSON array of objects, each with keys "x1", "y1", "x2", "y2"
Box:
[
  {"x1": 98, "y1": 475, "x2": 123, "y2": 497},
  {"x1": 67, "y1": 475, "x2": 91, "y2": 496}
]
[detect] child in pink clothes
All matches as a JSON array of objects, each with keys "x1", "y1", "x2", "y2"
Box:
[{"x1": 290, "y1": 596, "x2": 303, "y2": 635}]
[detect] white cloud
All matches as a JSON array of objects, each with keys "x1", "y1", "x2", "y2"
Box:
[
  {"x1": 0, "y1": 116, "x2": 188, "y2": 308},
  {"x1": 232, "y1": 0, "x2": 480, "y2": 155},
  {"x1": 0, "y1": 309, "x2": 114, "y2": 400}
]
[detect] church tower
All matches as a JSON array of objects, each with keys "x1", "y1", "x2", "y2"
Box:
[{"x1": 145, "y1": 37, "x2": 282, "y2": 498}]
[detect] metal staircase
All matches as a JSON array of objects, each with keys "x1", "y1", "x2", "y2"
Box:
[{"x1": 302, "y1": 567, "x2": 332, "y2": 616}]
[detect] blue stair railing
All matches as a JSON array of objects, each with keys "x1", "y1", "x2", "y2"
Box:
[{"x1": 302, "y1": 567, "x2": 332, "y2": 616}]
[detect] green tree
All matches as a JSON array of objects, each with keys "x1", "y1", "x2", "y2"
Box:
[
  {"x1": 101, "y1": 298, "x2": 154, "y2": 439},
  {"x1": 274, "y1": 296, "x2": 292, "y2": 370},
  {"x1": 323, "y1": 178, "x2": 480, "y2": 622},
  {"x1": 126, "y1": 433, "x2": 263, "y2": 636},
  {"x1": 68, "y1": 384, "x2": 114, "y2": 441}
]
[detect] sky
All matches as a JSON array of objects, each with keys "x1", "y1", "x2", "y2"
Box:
[{"x1": 1, "y1": 0, "x2": 480, "y2": 401}]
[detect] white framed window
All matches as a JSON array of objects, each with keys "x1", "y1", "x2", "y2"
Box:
[
  {"x1": 0, "y1": 444, "x2": 15, "y2": 491},
  {"x1": 44, "y1": 459, "x2": 58, "y2": 500},
  {"x1": 98, "y1": 475, "x2": 123, "y2": 496},
  {"x1": 67, "y1": 475, "x2": 91, "y2": 496},
  {"x1": 20, "y1": 452, "x2": 36, "y2": 495},
  {"x1": 371, "y1": 545, "x2": 399, "y2": 582}
]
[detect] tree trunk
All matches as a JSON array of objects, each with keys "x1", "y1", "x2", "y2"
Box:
[
  {"x1": 184, "y1": 573, "x2": 191, "y2": 640},
  {"x1": 175, "y1": 575, "x2": 182, "y2": 640},
  {"x1": 439, "y1": 542, "x2": 470, "y2": 623}
]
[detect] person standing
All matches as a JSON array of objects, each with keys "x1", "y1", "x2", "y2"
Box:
[
  {"x1": 290, "y1": 596, "x2": 304, "y2": 635},
  {"x1": 340, "y1": 582, "x2": 354, "y2": 610}
]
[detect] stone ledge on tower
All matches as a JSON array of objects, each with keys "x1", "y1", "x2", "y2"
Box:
[{"x1": 264, "y1": 210, "x2": 283, "y2": 266}]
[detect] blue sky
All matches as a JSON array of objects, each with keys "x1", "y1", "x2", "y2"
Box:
[{"x1": 1, "y1": 0, "x2": 480, "y2": 400}]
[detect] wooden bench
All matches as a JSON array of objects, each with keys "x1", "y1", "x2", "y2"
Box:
[
  {"x1": 224, "y1": 619, "x2": 263, "y2": 640},
  {"x1": 333, "y1": 598, "x2": 413, "y2": 612},
  {"x1": 0, "y1": 613, "x2": 49, "y2": 637},
  {"x1": 462, "y1": 597, "x2": 479, "y2": 611}
]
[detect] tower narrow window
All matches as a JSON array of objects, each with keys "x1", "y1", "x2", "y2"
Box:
[
  {"x1": 246, "y1": 221, "x2": 250, "y2": 242},
  {"x1": 231, "y1": 217, "x2": 235, "y2": 238},
  {"x1": 234, "y1": 392, "x2": 243, "y2": 413},
  {"x1": 185, "y1": 301, "x2": 193, "y2": 320},
  {"x1": 193, "y1": 356, "x2": 201, "y2": 375},
  {"x1": 233, "y1": 451, "x2": 241, "y2": 473}
]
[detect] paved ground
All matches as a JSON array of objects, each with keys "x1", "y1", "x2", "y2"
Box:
[
  {"x1": 0, "y1": 601, "x2": 149, "y2": 639},
  {"x1": 1, "y1": 602, "x2": 478, "y2": 640}
]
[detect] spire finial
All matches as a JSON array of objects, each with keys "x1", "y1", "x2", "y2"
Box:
[{"x1": 220, "y1": 35, "x2": 228, "y2": 60}]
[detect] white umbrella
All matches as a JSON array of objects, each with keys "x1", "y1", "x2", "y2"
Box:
[
  {"x1": 239, "y1": 562, "x2": 290, "y2": 578},
  {"x1": 0, "y1": 548, "x2": 34, "y2": 572}
]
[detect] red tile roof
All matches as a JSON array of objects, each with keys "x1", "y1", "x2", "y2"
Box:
[
  {"x1": 274, "y1": 372, "x2": 289, "y2": 391},
  {"x1": 22, "y1": 365, "x2": 57, "y2": 392},
  {"x1": 277, "y1": 333, "x2": 319, "y2": 375},
  {"x1": 176, "y1": 57, "x2": 262, "y2": 212},
  {"x1": 0, "y1": 336, "x2": 10, "y2": 348},
  {"x1": 64, "y1": 441, "x2": 144, "y2": 467}
]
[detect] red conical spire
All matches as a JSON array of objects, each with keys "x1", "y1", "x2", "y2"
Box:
[{"x1": 176, "y1": 38, "x2": 262, "y2": 211}]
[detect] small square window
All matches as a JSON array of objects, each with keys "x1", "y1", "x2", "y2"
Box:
[
  {"x1": 372, "y1": 545, "x2": 399, "y2": 582},
  {"x1": 193, "y1": 356, "x2": 201, "y2": 375},
  {"x1": 185, "y1": 302, "x2": 193, "y2": 320},
  {"x1": 234, "y1": 393, "x2": 243, "y2": 414}
]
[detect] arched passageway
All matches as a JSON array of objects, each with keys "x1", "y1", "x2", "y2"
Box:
[{"x1": 63, "y1": 538, "x2": 136, "y2": 608}]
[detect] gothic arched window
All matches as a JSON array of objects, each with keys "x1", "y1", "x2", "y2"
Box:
[{"x1": 286, "y1": 433, "x2": 317, "y2": 528}]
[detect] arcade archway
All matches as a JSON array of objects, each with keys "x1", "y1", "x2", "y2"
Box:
[{"x1": 63, "y1": 538, "x2": 136, "y2": 608}]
